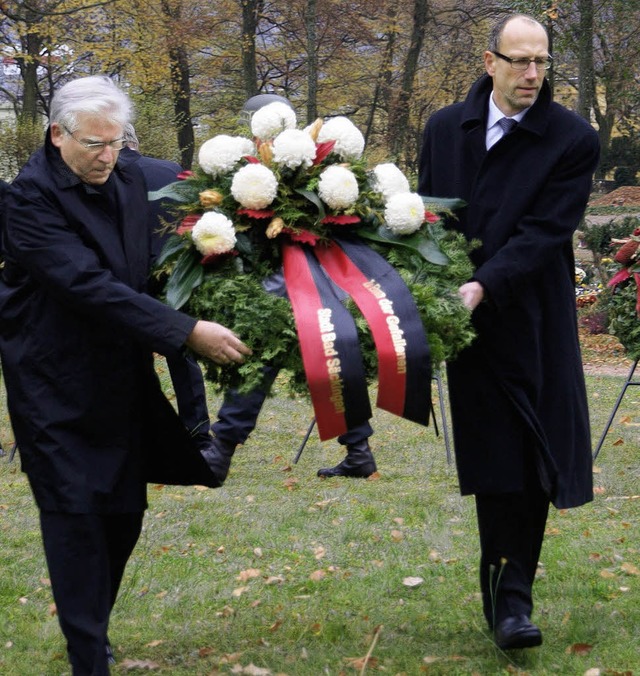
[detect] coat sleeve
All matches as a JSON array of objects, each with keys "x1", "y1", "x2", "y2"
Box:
[
  {"x1": 471, "y1": 126, "x2": 600, "y2": 310},
  {"x1": 3, "y1": 182, "x2": 196, "y2": 357}
]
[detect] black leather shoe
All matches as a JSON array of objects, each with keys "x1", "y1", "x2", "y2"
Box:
[
  {"x1": 494, "y1": 615, "x2": 542, "y2": 650},
  {"x1": 317, "y1": 441, "x2": 377, "y2": 478},
  {"x1": 200, "y1": 437, "x2": 237, "y2": 485}
]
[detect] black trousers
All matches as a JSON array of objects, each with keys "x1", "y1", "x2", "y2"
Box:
[
  {"x1": 39, "y1": 511, "x2": 144, "y2": 676},
  {"x1": 475, "y1": 462, "x2": 550, "y2": 629}
]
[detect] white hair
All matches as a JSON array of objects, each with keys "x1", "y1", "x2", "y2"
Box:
[{"x1": 49, "y1": 75, "x2": 134, "y2": 133}]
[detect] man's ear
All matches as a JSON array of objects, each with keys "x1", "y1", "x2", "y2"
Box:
[
  {"x1": 484, "y1": 50, "x2": 496, "y2": 77},
  {"x1": 50, "y1": 123, "x2": 64, "y2": 149}
]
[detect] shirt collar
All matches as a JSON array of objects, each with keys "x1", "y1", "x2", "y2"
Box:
[{"x1": 488, "y1": 92, "x2": 529, "y2": 129}]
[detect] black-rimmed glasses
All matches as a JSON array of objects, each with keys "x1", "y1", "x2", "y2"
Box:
[
  {"x1": 63, "y1": 125, "x2": 127, "y2": 152},
  {"x1": 492, "y1": 51, "x2": 552, "y2": 71}
]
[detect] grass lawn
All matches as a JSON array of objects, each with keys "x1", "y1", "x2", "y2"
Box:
[{"x1": 0, "y1": 357, "x2": 638, "y2": 675}]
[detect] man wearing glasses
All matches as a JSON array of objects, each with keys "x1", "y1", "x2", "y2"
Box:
[
  {"x1": 0, "y1": 75, "x2": 250, "y2": 674},
  {"x1": 418, "y1": 14, "x2": 599, "y2": 650}
]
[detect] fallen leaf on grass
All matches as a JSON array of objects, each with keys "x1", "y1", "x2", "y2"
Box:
[
  {"x1": 232, "y1": 586, "x2": 249, "y2": 597},
  {"x1": 219, "y1": 652, "x2": 243, "y2": 664},
  {"x1": 264, "y1": 575, "x2": 284, "y2": 585},
  {"x1": 121, "y1": 658, "x2": 161, "y2": 670},
  {"x1": 402, "y1": 576, "x2": 424, "y2": 588},
  {"x1": 343, "y1": 655, "x2": 379, "y2": 670},
  {"x1": 599, "y1": 569, "x2": 617, "y2": 579},
  {"x1": 145, "y1": 640, "x2": 163, "y2": 648},
  {"x1": 390, "y1": 530, "x2": 404, "y2": 542},
  {"x1": 230, "y1": 662, "x2": 272, "y2": 675},
  {"x1": 428, "y1": 549, "x2": 441, "y2": 562},
  {"x1": 314, "y1": 545, "x2": 326, "y2": 559},
  {"x1": 566, "y1": 643, "x2": 593, "y2": 656},
  {"x1": 236, "y1": 568, "x2": 261, "y2": 582},
  {"x1": 198, "y1": 646, "x2": 215, "y2": 657},
  {"x1": 621, "y1": 562, "x2": 639, "y2": 575},
  {"x1": 309, "y1": 569, "x2": 326, "y2": 581},
  {"x1": 49, "y1": 603, "x2": 57, "y2": 616},
  {"x1": 283, "y1": 477, "x2": 299, "y2": 490}
]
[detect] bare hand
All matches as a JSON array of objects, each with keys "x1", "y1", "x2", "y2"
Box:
[
  {"x1": 186, "y1": 320, "x2": 252, "y2": 365},
  {"x1": 458, "y1": 281, "x2": 484, "y2": 311}
]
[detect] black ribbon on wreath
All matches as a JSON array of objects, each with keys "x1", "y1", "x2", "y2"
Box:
[{"x1": 282, "y1": 235, "x2": 432, "y2": 440}]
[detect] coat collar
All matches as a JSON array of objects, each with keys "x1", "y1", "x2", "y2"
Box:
[
  {"x1": 460, "y1": 73, "x2": 552, "y2": 138},
  {"x1": 42, "y1": 129, "x2": 149, "y2": 289}
]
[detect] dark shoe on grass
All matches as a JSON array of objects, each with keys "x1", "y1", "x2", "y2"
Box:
[
  {"x1": 200, "y1": 437, "x2": 237, "y2": 485},
  {"x1": 494, "y1": 615, "x2": 542, "y2": 650},
  {"x1": 317, "y1": 441, "x2": 377, "y2": 478}
]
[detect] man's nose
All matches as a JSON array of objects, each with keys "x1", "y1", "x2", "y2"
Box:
[{"x1": 97, "y1": 145, "x2": 118, "y2": 162}]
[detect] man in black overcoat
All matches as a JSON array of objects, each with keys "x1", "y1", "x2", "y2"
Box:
[
  {"x1": 418, "y1": 14, "x2": 600, "y2": 650},
  {"x1": 0, "y1": 75, "x2": 250, "y2": 675}
]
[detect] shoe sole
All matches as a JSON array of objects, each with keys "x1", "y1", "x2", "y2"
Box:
[{"x1": 497, "y1": 633, "x2": 543, "y2": 650}]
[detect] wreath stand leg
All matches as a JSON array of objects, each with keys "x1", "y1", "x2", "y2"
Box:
[
  {"x1": 593, "y1": 358, "x2": 640, "y2": 460},
  {"x1": 433, "y1": 370, "x2": 453, "y2": 464},
  {"x1": 8, "y1": 441, "x2": 18, "y2": 462},
  {"x1": 293, "y1": 417, "x2": 316, "y2": 464},
  {"x1": 292, "y1": 373, "x2": 453, "y2": 466}
]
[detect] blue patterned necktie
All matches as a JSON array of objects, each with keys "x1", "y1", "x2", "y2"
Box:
[{"x1": 498, "y1": 117, "x2": 518, "y2": 135}]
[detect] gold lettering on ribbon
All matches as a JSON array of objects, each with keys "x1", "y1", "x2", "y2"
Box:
[
  {"x1": 317, "y1": 308, "x2": 346, "y2": 413},
  {"x1": 363, "y1": 279, "x2": 407, "y2": 374}
]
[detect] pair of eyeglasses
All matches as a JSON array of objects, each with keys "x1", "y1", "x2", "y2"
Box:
[
  {"x1": 62, "y1": 125, "x2": 127, "y2": 152},
  {"x1": 492, "y1": 51, "x2": 553, "y2": 71}
]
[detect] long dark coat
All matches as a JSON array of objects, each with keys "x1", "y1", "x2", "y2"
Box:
[
  {"x1": 418, "y1": 75, "x2": 600, "y2": 509},
  {"x1": 0, "y1": 134, "x2": 217, "y2": 514}
]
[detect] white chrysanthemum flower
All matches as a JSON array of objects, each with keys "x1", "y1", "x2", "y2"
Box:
[
  {"x1": 198, "y1": 135, "x2": 255, "y2": 177},
  {"x1": 272, "y1": 129, "x2": 317, "y2": 169},
  {"x1": 318, "y1": 165, "x2": 359, "y2": 210},
  {"x1": 371, "y1": 163, "x2": 411, "y2": 200},
  {"x1": 191, "y1": 212, "x2": 237, "y2": 255},
  {"x1": 230, "y1": 163, "x2": 279, "y2": 209},
  {"x1": 250, "y1": 102, "x2": 297, "y2": 140},
  {"x1": 317, "y1": 116, "x2": 365, "y2": 160},
  {"x1": 384, "y1": 192, "x2": 425, "y2": 235}
]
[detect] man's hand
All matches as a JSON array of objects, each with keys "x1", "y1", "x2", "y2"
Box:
[
  {"x1": 458, "y1": 281, "x2": 485, "y2": 311},
  {"x1": 186, "y1": 321, "x2": 252, "y2": 365}
]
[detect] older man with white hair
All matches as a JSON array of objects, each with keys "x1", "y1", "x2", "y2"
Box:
[{"x1": 0, "y1": 75, "x2": 250, "y2": 674}]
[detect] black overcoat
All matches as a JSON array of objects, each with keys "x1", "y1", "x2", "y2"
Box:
[
  {"x1": 0, "y1": 134, "x2": 217, "y2": 514},
  {"x1": 418, "y1": 75, "x2": 600, "y2": 508}
]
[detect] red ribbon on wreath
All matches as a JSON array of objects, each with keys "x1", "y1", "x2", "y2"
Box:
[{"x1": 282, "y1": 236, "x2": 432, "y2": 440}]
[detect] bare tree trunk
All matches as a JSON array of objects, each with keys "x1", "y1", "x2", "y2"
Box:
[
  {"x1": 241, "y1": 0, "x2": 263, "y2": 99},
  {"x1": 365, "y1": 4, "x2": 397, "y2": 147},
  {"x1": 577, "y1": 0, "x2": 594, "y2": 121},
  {"x1": 168, "y1": 44, "x2": 194, "y2": 169},
  {"x1": 161, "y1": 0, "x2": 194, "y2": 169},
  {"x1": 18, "y1": 31, "x2": 41, "y2": 125},
  {"x1": 305, "y1": 0, "x2": 317, "y2": 124},
  {"x1": 388, "y1": 0, "x2": 428, "y2": 161}
]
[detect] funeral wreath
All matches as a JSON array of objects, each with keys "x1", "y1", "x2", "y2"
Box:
[{"x1": 152, "y1": 102, "x2": 477, "y2": 437}]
